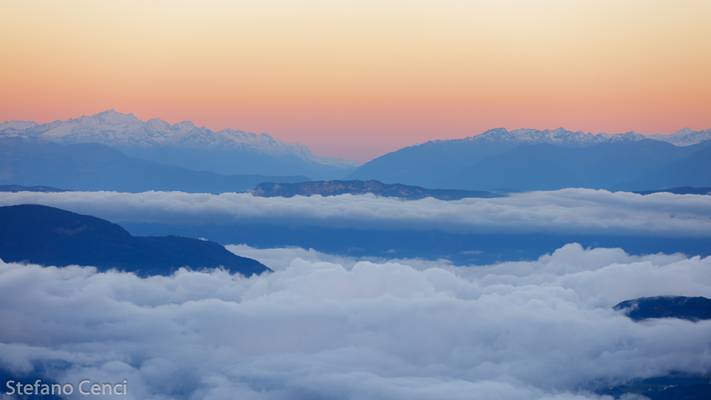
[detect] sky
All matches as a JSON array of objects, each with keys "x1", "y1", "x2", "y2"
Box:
[{"x1": 2, "y1": 1, "x2": 711, "y2": 161}]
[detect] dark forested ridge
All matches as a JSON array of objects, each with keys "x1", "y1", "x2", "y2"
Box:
[{"x1": 0, "y1": 204, "x2": 269, "y2": 276}]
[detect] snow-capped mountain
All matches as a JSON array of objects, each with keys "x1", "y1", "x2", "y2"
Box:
[
  {"x1": 462, "y1": 127, "x2": 711, "y2": 147},
  {"x1": 0, "y1": 110, "x2": 353, "y2": 178},
  {"x1": 409, "y1": 127, "x2": 711, "y2": 147},
  {"x1": 465, "y1": 127, "x2": 648, "y2": 145},
  {"x1": 1, "y1": 109, "x2": 312, "y2": 156},
  {"x1": 3, "y1": 111, "x2": 710, "y2": 180},
  {"x1": 351, "y1": 127, "x2": 711, "y2": 191},
  {"x1": 653, "y1": 128, "x2": 711, "y2": 146},
  {"x1": 0, "y1": 120, "x2": 38, "y2": 132}
]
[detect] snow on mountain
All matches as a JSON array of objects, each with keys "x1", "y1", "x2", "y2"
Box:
[
  {"x1": 458, "y1": 127, "x2": 711, "y2": 147},
  {"x1": 0, "y1": 109, "x2": 314, "y2": 159},
  {"x1": 0, "y1": 120, "x2": 38, "y2": 134},
  {"x1": 653, "y1": 128, "x2": 711, "y2": 146},
  {"x1": 465, "y1": 128, "x2": 647, "y2": 145},
  {"x1": 3, "y1": 111, "x2": 710, "y2": 165}
]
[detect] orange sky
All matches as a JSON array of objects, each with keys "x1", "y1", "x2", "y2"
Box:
[{"x1": 2, "y1": 0, "x2": 710, "y2": 161}]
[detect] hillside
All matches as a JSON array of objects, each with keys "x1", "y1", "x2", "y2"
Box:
[
  {"x1": 351, "y1": 128, "x2": 711, "y2": 191},
  {"x1": 0, "y1": 204, "x2": 270, "y2": 276},
  {"x1": 0, "y1": 110, "x2": 354, "y2": 178},
  {"x1": 0, "y1": 137, "x2": 305, "y2": 193}
]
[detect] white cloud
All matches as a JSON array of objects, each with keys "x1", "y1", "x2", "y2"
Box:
[
  {"x1": 0, "y1": 189, "x2": 710, "y2": 236},
  {"x1": 226, "y1": 244, "x2": 456, "y2": 271},
  {"x1": 1, "y1": 244, "x2": 710, "y2": 399}
]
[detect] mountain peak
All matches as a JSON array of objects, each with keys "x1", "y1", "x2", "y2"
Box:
[
  {"x1": 174, "y1": 120, "x2": 197, "y2": 130},
  {"x1": 0, "y1": 110, "x2": 315, "y2": 157},
  {"x1": 0, "y1": 120, "x2": 38, "y2": 131},
  {"x1": 0, "y1": 110, "x2": 355, "y2": 178},
  {"x1": 473, "y1": 128, "x2": 511, "y2": 141},
  {"x1": 85, "y1": 109, "x2": 139, "y2": 124},
  {"x1": 470, "y1": 127, "x2": 646, "y2": 145},
  {"x1": 656, "y1": 128, "x2": 711, "y2": 146}
]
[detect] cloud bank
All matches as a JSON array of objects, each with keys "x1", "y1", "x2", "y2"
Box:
[
  {"x1": 2, "y1": 244, "x2": 711, "y2": 399},
  {"x1": 0, "y1": 189, "x2": 710, "y2": 236}
]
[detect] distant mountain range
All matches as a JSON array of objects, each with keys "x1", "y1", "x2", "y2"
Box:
[
  {"x1": 656, "y1": 128, "x2": 711, "y2": 146},
  {"x1": 351, "y1": 128, "x2": 711, "y2": 191},
  {"x1": 0, "y1": 184, "x2": 68, "y2": 193},
  {"x1": 0, "y1": 110, "x2": 354, "y2": 178},
  {"x1": 0, "y1": 204, "x2": 269, "y2": 276},
  {"x1": 4, "y1": 112, "x2": 711, "y2": 192},
  {"x1": 252, "y1": 180, "x2": 498, "y2": 200},
  {"x1": 0, "y1": 137, "x2": 305, "y2": 192}
]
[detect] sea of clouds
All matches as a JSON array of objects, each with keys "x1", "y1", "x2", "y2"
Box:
[
  {"x1": 0, "y1": 189, "x2": 710, "y2": 236},
  {"x1": 2, "y1": 244, "x2": 710, "y2": 399}
]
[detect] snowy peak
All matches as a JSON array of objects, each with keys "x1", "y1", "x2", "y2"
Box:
[
  {"x1": 471, "y1": 128, "x2": 647, "y2": 145},
  {"x1": 654, "y1": 128, "x2": 711, "y2": 146},
  {"x1": 0, "y1": 109, "x2": 315, "y2": 158},
  {"x1": 0, "y1": 120, "x2": 38, "y2": 133},
  {"x1": 81, "y1": 109, "x2": 139, "y2": 125},
  {"x1": 467, "y1": 127, "x2": 711, "y2": 147},
  {"x1": 474, "y1": 128, "x2": 511, "y2": 141}
]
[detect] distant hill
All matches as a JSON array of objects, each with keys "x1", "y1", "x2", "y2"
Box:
[
  {"x1": 0, "y1": 184, "x2": 67, "y2": 192},
  {"x1": 605, "y1": 295, "x2": 711, "y2": 398},
  {"x1": 0, "y1": 110, "x2": 354, "y2": 179},
  {"x1": 0, "y1": 204, "x2": 269, "y2": 276},
  {"x1": 252, "y1": 180, "x2": 498, "y2": 200},
  {"x1": 351, "y1": 128, "x2": 711, "y2": 191},
  {"x1": 614, "y1": 296, "x2": 711, "y2": 321},
  {"x1": 0, "y1": 137, "x2": 305, "y2": 193}
]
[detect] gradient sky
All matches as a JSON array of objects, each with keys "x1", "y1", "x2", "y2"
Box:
[{"x1": 2, "y1": 0, "x2": 710, "y2": 161}]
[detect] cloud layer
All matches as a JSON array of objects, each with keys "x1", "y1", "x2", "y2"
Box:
[
  {"x1": 2, "y1": 244, "x2": 711, "y2": 399},
  {"x1": 1, "y1": 189, "x2": 710, "y2": 236}
]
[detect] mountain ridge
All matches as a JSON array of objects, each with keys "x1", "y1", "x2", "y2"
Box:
[
  {"x1": 0, "y1": 137, "x2": 306, "y2": 193},
  {"x1": 422, "y1": 126, "x2": 711, "y2": 147},
  {"x1": 614, "y1": 296, "x2": 711, "y2": 321},
  {"x1": 0, "y1": 109, "x2": 308, "y2": 155},
  {"x1": 0, "y1": 204, "x2": 270, "y2": 276},
  {"x1": 5, "y1": 112, "x2": 711, "y2": 185},
  {"x1": 0, "y1": 110, "x2": 353, "y2": 178},
  {"x1": 252, "y1": 180, "x2": 498, "y2": 200},
  {"x1": 351, "y1": 133, "x2": 711, "y2": 191}
]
